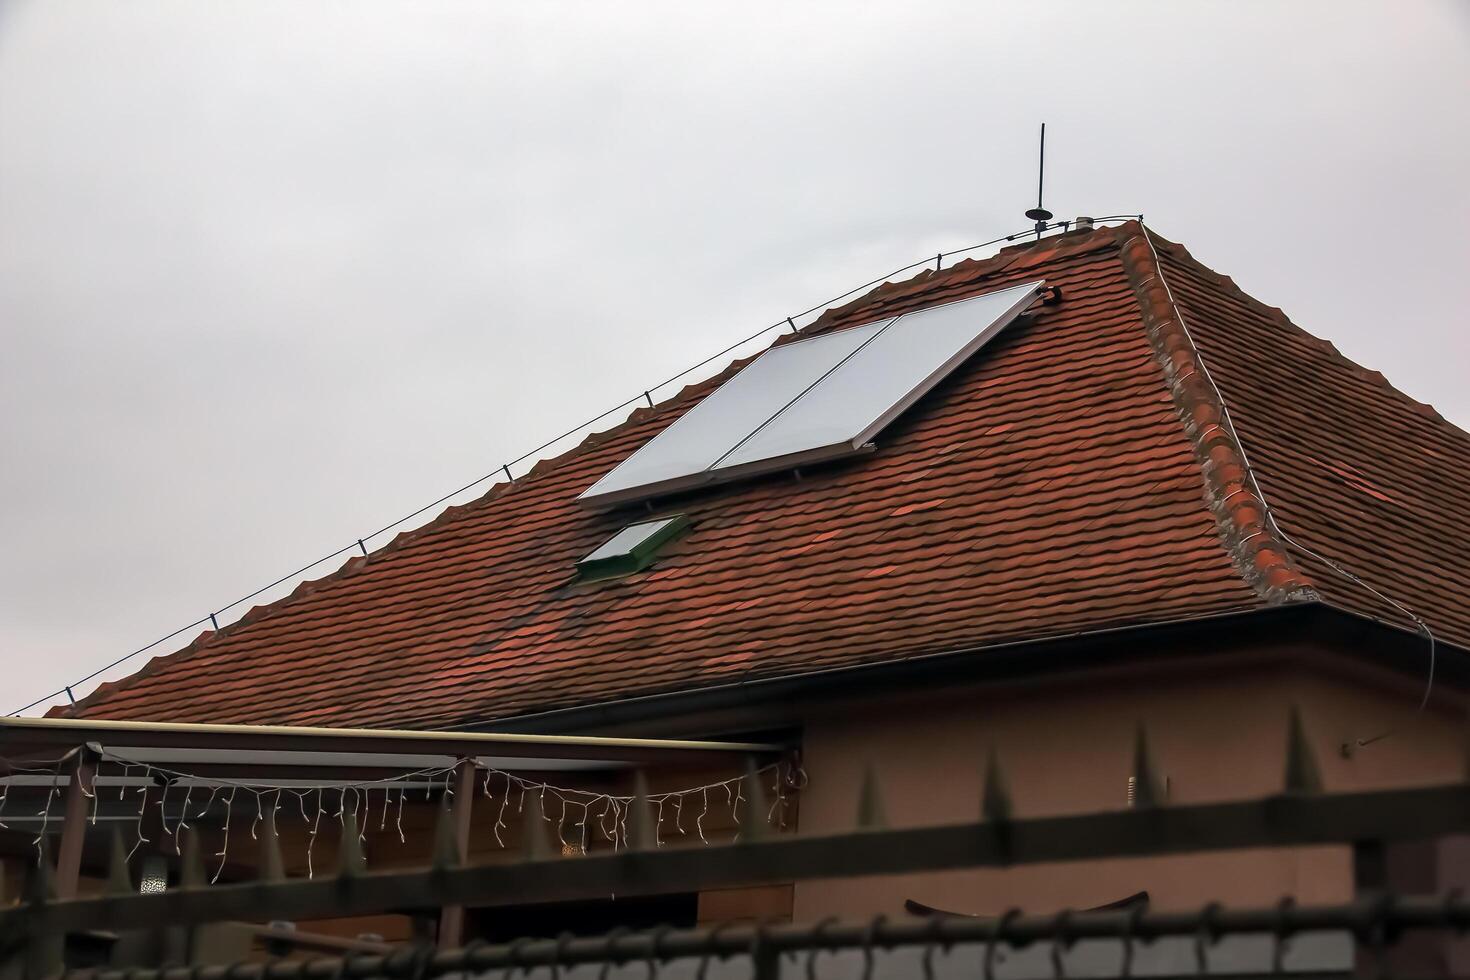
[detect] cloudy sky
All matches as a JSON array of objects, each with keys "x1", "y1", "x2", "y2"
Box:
[{"x1": 2, "y1": 1, "x2": 1467, "y2": 715}]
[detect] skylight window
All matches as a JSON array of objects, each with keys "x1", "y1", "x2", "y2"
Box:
[
  {"x1": 578, "y1": 280, "x2": 1044, "y2": 507},
  {"x1": 575, "y1": 515, "x2": 689, "y2": 581}
]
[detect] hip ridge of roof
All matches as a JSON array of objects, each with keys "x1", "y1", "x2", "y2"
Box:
[{"x1": 1116, "y1": 222, "x2": 1318, "y2": 605}]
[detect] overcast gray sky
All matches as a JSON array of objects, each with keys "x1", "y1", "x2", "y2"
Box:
[{"x1": 2, "y1": 1, "x2": 1467, "y2": 716}]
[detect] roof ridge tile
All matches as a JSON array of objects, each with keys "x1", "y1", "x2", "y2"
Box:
[
  {"x1": 1116, "y1": 224, "x2": 1318, "y2": 605},
  {"x1": 802, "y1": 230, "x2": 1120, "y2": 335}
]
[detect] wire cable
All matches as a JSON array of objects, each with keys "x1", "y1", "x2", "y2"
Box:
[{"x1": 9, "y1": 216, "x2": 1142, "y2": 717}]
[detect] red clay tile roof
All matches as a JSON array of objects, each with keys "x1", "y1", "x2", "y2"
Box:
[{"x1": 56, "y1": 221, "x2": 1470, "y2": 728}]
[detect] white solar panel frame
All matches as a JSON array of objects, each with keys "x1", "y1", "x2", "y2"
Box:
[{"x1": 578, "y1": 280, "x2": 1045, "y2": 507}]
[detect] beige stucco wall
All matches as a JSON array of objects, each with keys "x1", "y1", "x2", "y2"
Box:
[{"x1": 792, "y1": 650, "x2": 1462, "y2": 920}]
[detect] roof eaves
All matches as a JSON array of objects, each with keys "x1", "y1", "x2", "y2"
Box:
[
  {"x1": 1116, "y1": 222, "x2": 1318, "y2": 604},
  {"x1": 458, "y1": 603, "x2": 1353, "y2": 736}
]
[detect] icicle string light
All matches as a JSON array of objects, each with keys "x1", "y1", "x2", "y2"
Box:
[
  {"x1": 33, "y1": 761, "x2": 62, "y2": 862},
  {"x1": 732, "y1": 782, "x2": 745, "y2": 842},
  {"x1": 85, "y1": 761, "x2": 101, "y2": 826},
  {"x1": 65, "y1": 751, "x2": 797, "y2": 876},
  {"x1": 174, "y1": 783, "x2": 194, "y2": 853},
  {"x1": 251, "y1": 791, "x2": 263, "y2": 841},
  {"x1": 308, "y1": 789, "x2": 324, "y2": 879},
  {"x1": 212, "y1": 787, "x2": 237, "y2": 883},
  {"x1": 395, "y1": 783, "x2": 406, "y2": 844},
  {"x1": 155, "y1": 779, "x2": 171, "y2": 849},
  {"x1": 198, "y1": 784, "x2": 220, "y2": 822},
  {"x1": 494, "y1": 773, "x2": 509, "y2": 847},
  {"x1": 125, "y1": 783, "x2": 151, "y2": 863}
]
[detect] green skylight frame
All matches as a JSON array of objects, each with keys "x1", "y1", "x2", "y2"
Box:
[{"x1": 575, "y1": 515, "x2": 690, "y2": 582}]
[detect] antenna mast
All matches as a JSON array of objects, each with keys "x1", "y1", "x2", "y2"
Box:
[{"x1": 1024, "y1": 123, "x2": 1053, "y2": 239}]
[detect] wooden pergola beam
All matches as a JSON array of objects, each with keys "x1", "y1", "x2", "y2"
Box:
[
  {"x1": 54, "y1": 749, "x2": 96, "y2": 899},
  {"x1": 0, "y1": 717, "x2": 783, "y2": 768},
  {"x1": 437, "y1": 759, "x2": 478, "y2": 949}
]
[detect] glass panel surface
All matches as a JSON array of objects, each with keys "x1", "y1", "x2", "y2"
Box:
[
  {"x1": 578, "y1": 319, "x2": 890, "y2": 502},
  {"x1": 714, "y1": 281, "x2": 1040, "y2": 470},
  {"x1": 581, "y1": 518, "x2": 678, "y2": 562}
]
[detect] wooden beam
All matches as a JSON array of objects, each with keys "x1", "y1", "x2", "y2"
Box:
[
  {"x1": 0, "y1": 717, "x2": 782, "y2": 767},
  {"x1": 55, "y1": 750, "x2": 96, "y2": 899},
  {"x1": 437, "y1": 759, "x2": 476, "y2": 949}
]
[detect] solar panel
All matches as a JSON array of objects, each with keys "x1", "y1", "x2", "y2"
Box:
[
  {"x1": 578, "y1": 280, "x2": 1044, "y2": 507},
  {"x1": 577, "y1": 319, "x2": 893, "y2": 503},
  {"x1": 714, "y1": 281, "x2": 1043, "y2": 474}
]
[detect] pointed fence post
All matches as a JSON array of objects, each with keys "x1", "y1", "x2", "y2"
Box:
[
  {"x1": 179, "y1": 831, "x2": 206, "y2": 889},
  {"x1": 25, "y1": 843, "x2": 62, "y2": 980},
  {"x1": 258, "y1": 806, "x2": 285, "y2": 883},
  {"x1": 1284, "y1": 706, "x2": 1322, "y2": 795},
  {"x1": 179, "y1": 833, "x2": 209, "y2": 962},
  {"x1": 338, "y1": 811, "x2": 366, "y2": 877},
  {"x1": 1131, "y1": 725, "x2": 1164, "y2": 808},
  {"x1": 105, "y1": 828, "x2": 154, "y2": 968},
  {"x1": 856, "y1": 765, "x2": 886, "y2": 830},
  {"x1": 105, "y1": 827, "x2": 132, "y2": 895},
  {"x1": 521, "y1": 786, "x2": 552, "y2": 861},
  {"x1": 437, "y1": 758, "x2": 477, "y2": 950},
  {"x1": 982, "y1": 749, "x2": 1012, "y2": 824},
  {"x1": 982, "y1": 749, "x2": 1014, "y2": 863},
  {"x1": 178, "y1": 829, "x2": 252, "y2": 967},
  {"x1": 55, "y1": 747, "x2": 97, "y2": 899}
]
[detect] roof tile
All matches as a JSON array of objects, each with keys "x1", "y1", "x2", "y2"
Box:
[{"x1": 56, "y1": 222, "x2": 1470, "y2": 728}]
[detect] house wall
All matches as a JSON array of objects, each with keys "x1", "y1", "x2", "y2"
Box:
[
  {"x1": 36, "y1": 640, "x2": 1460, "y2": 947},
  {"x1": 790, "y1": 647, "x2": 1463, "y2": 920}
]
